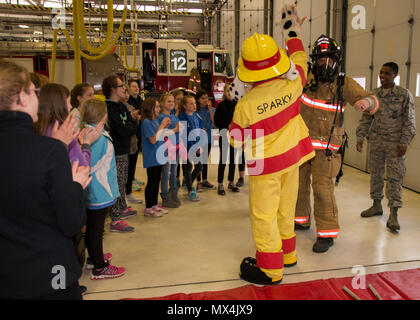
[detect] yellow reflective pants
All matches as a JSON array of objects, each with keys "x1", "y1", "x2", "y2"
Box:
[{"x1": 249, "y1": 166, "x2": 299, "y2": 279}]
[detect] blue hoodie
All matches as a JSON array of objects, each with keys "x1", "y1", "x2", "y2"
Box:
[{"x1": 83, "y1": 124, "x2": 120, "y2": 210}]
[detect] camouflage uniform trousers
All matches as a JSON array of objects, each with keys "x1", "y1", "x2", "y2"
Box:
[{"x1": 369, "y1": 139, "x2": 406, "y2": 208}]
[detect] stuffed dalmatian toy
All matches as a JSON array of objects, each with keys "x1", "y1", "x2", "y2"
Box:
[{"x1": 229, "y1": 74, "x2": 249, "y2": 102}]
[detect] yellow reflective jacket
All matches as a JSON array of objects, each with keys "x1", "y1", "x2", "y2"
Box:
[{"x1": 229, "y1": 38, "x2": 315, "y2": 176}]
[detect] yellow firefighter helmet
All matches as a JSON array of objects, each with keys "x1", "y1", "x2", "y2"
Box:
[{"x1": 238, "y1": 33, "x2": 291, "y2": 83}]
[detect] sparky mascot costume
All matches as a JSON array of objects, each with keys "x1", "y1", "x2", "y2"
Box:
[
  {"x1": 294, "y1": 35, "x2": 379, "y2": 253},
  {"x1": 228, "y1": 5, "x2": 315, "y2": 285}
]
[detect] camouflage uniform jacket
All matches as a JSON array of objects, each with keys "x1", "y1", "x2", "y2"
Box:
[{"x1": 356, "y1": 84, "x2": 416, "y2": 147}]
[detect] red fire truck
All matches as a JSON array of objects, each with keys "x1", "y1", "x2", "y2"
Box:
[{"x1": 138, "y1": 39, "x2": 234, "y2": 103}]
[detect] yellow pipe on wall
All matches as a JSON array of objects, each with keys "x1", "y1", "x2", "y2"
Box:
[
  {"x1": 73, "y1": 0, "x2": 82, "y2": 84},
  {"x1": 50, "y1": 28, "x2": 57, "y2": 83},
  {"x1": 122, "y1": 32, "x2": 138, "y2": 72},
  {"x1": 58, "y1": 0, "x2": 128, "y2": 83},
  {"x1": 77, "y1": 0, "x2": 114, "y2": 54}
]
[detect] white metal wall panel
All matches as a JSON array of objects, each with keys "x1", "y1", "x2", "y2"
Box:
[
  {"x1": 239, "y1": 0, "x2": 264, "y2": 54},
  {"x1": 404, "y1": 2, "x2": 420, "y2": 195},
  {"x1": 48, "y1": 58, "x2": 76, "y2": 90},
  {"x1": 345, "y1": 0, "x2": 375, "y2": 171},
  {"x1": 310, "y1": 0, "x2": 327, "y2": 42},
  {"x1": 220, "y1": 0, "x2": 235, "y2": 64},
  {"x1": 211, "y1": 16, "x2": 218, "y2": 49}
]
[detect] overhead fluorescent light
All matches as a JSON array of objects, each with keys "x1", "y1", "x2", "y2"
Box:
[{"x1": 19, "y1": 25, "x2": 29, "y2": 29}]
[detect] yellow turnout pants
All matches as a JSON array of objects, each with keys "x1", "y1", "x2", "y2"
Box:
[{"x1": 249, "y1": 166, "x2": 299, "y2": 279}]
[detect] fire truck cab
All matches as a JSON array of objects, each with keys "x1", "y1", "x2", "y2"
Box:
[{"x1": 139, "y1": 39, "x2": 234, "y2": 102}]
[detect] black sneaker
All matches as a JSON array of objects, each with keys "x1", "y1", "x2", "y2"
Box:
[
  {"x1": 217, "y1": 184, "x2": 226, "y2": 196},
  {"x1": 79, "y1": 285, "x2": 87, "y2": 296},
  {"x1": 236, "y1": 177, "x2": 244, "y2": 187},
  {"x1": 228, "y1": 183, "x2": 240, "y2": 192},
  {"x1": 239, "y1": 257, "x2": 282, "y2": 285},
  {"x1": 312, "y1": 237, "x2": 334, "y2": 253},
  {"x1": 202, "y1": 181, "x2": 216, "y2": 190}
]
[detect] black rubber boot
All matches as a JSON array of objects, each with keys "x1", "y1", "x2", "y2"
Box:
[
  {"x1": 169, "y1": 189, "x2": 181, "y2": 207},
  {"x1": 160, "y1": 192, "x2": 178, "y2": 208},
  {"x1": 295, "y1": 222, "x2": 310, "y2": 230},
  {"x1": 239, "y1": 257, "x2": 283, "y2": 285},
  {"x1": 361, "y1": 199, "x2": 383, "y2": 218},
  {"x1": 295, "y1": 216, "x2": 310, "y2": 230},
  {"x1": 312, "y1": 237, "x2": 334, "y2": 253},
  {"x1": 387, "y1": 207, "x2": 400, "y2": 232}
]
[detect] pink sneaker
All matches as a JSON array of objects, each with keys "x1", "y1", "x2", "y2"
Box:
[
  {"x1": 91, "y1": 263, "x2": 126, "y2": 280},
  {"x1": 153, "y1": 205, "x2": 168, "y2": 214},
  {"x1": 144, "y1": 207, "x2": 164, "y2": 218},
  {"x1": 86, "y1": 253, "x2": 113, "y2": 270}
]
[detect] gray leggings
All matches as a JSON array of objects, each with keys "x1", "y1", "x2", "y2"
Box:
[{"x1": 110, "y1": 154, "x2": 129, "y2": 221}]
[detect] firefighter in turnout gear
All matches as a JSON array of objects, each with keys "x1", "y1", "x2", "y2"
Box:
[
  {"x1": 294, "y1": 35, "x2": 379, "y2": 253},
  {"x1": 229, "y1": 5, "x2": 315, "y2": 285}
]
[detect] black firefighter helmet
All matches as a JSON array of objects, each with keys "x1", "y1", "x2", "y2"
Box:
[{"x1": 310, "y1": 35, "x2": 343, "y2": 82}]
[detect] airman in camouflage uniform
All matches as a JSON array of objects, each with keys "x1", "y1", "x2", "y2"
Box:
[{"x1": 356, "y1": 62, "x2": 416, "y2": 232}]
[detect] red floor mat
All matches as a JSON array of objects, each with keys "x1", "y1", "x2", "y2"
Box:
[{"x1": 124, "y1": 268, "x2": 420, "y2": 300}]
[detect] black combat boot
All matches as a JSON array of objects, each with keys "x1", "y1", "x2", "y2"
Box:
[
  {"x1": 312, "y1": 237, "x2": 334, "y2": 253},
  {"x1": 361, "y1": 199, "x2": 383, "y2": 217},
  {"x1": 386, "y1": 207, "x2": 400, "y2": 232}
]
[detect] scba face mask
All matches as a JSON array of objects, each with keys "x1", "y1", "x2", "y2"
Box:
[{"x1": 312, "y1": 56, "x2": 339, "y2": 82}]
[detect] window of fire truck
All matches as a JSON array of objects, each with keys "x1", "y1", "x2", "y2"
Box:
[
  {"x1": 214, "y1": 53, "x2": 224, "y2": 74},
  {"x1": 225, "y1": 53, "x2": 234, "y2": 77},
  {"x1": 158, "y1": 48, "x2": 167, "y2": 74},
  {"x1": 198, "y1": 58, "x2": 211, "y2": 73}
]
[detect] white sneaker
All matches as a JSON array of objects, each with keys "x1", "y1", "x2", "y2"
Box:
[
  {"x1": 127, "y1": 193, "x2": 143, "y2": 204},
  {"x1": 153, "y1": 205, "x2": 168, "y2": 214},
  {"x1": 144, "y1": 208, "x2": 164, "y2": 218}
]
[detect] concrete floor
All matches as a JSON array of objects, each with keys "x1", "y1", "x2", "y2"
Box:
[{"x1": 80, "y1": 159, "x2": 420, "y2": 300}]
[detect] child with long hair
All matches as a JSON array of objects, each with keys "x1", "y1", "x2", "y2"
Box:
[
  {"x1": 102, "y1": 75, "x2": 139, "y2": 232},
  {"x1": 80, "y1": 99, "x2": 125, "y2": 280},
  {"x1": 159, "y1": 93, "x2": 181, "y2": 208},
  {"x1": 70, "y1": 82, "x2": 94, "y2": 129},
  {"x1": 178, "y1": 95, "x2": 204, "y2": 201},
  {"x1": 141, "y1": 98, "x2": 171, "y2": 216},
  {"x1": 121, "y1": 84, "x2": 143, "y2": 205},
  {"x1": 35, "y1": 83, "x2": 102, "y2": 294},
  {"x1": 195, "y1": 90, "x2": 216, "y2": 192},
  {"x1": 214, "y1": 83, "x2": 245, "y2": 195},
  {"x1": 171, "y1": 89, "x2": 184, "y2": 187},
  {"x1": 35, "y1": 83, "x2": 100, "y2": 167}
]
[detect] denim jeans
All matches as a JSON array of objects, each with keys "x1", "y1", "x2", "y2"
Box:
[{"x1": 161, "y1": 162, "x2": 178, "y2": 194}]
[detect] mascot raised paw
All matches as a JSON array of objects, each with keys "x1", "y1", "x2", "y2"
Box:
[
  {"x1": 276, "y1": 4, "x2": 305, "y2": 40},
  {"x1": 229, "y1": 74, "x2": 249, "y2": 102}
]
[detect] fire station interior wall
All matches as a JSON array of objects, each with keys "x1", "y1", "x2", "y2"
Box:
[
  {"x1": 238, "y1": 0, "x2": 265, "y2": 55},
  {"x1": 344, "y1": 0, "x2": 420, "y2": 192},
  {"x1": 219, "y1": 0, "x2": 236, "y2": 66},
  {"x1": 344, "y1": 0, "x2": 376, "y2": 172},
  {"x1": 47, "y1": 58, "x2": 76, "y2": 91},
  {"x1": 272, "y1": 0, "x2": 328, "y2": 59},
  {"x1": 210, "y1": 10, "x2": 218, "y2": 50},
  {"x1": 13, "y1": 58, "x2": 34, "y2": 73}
]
